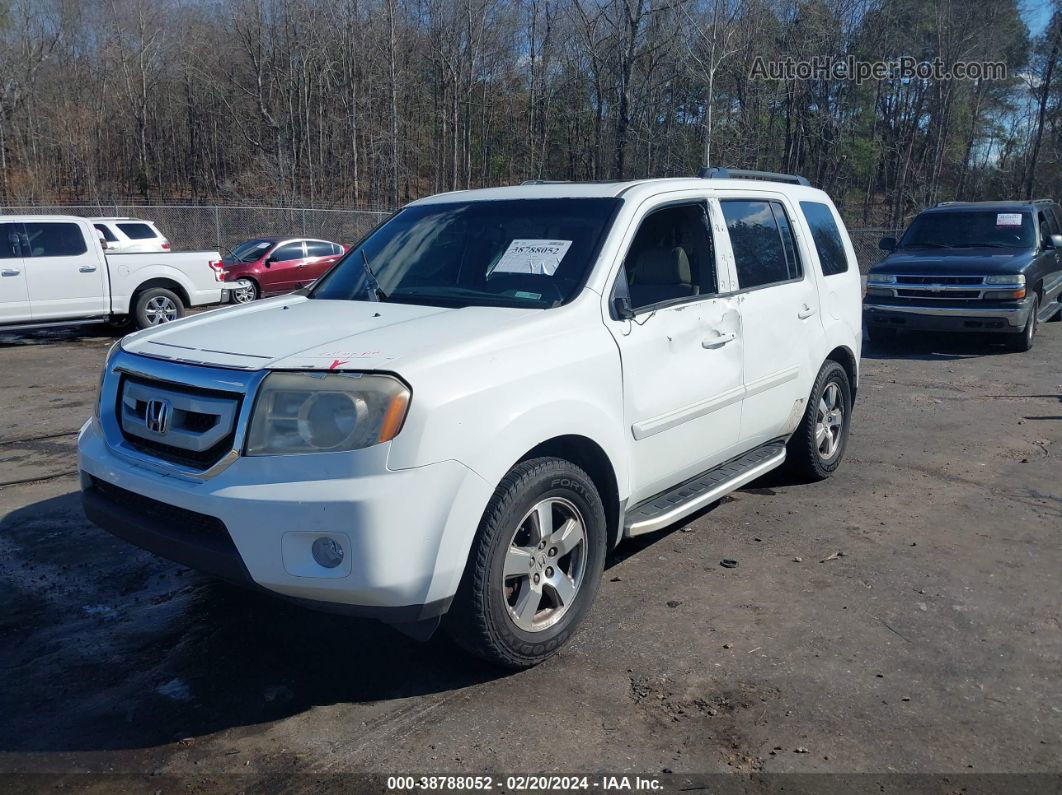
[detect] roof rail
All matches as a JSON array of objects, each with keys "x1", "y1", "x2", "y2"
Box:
[
  {"x1": 521, "y1": 179, "x2": 572, "y2": 185},
  {"x1": 699, "y1": 166, "x2": 810, "y2": 187},
  {"x1": 935, "y1": 198, "x2": 1055, "y2": 207}
]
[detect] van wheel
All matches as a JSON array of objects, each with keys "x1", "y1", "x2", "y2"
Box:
[
  {"x1": 786, "y1": 360, "x2": 852, "y2": 481},
  {"x1": 1005, "y1": 294, "x2": 1038, "y2": 352},
  {"x1": 445, "y1": 458, "x2": 606, "y2": 669},
  {"x1": 134, "y1": 288, "x2": 184, "y2": 329}
]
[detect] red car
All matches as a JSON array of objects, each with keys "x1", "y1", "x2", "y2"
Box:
[{"x1": 221, "y1": 237, "x2": 347, "y2": 303}]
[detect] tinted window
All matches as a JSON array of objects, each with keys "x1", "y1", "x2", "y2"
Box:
[
  {"x1": 311, "y1": 198, "x2": 620, "y2": 309},
  {"x1": 900, "y1": 211, "x2": 1034, "y2": 249},
  {"x1": 116, "y1": 222, "x2": 158, "y2": 240},
  {"x1": 621, "y1": 203, "x2": 715, "y2": 310},
  {"x1": 22, "y1": 222, "x2": 88, "y2": 257},
  {"x1": 306, "y1": 240, "x2": 335, "y2": 257},
  {"x1": 721, "y1": 200, "x2": 800, "y2": 288},
  {"x1": 0, "y1": 223, "x2": 20, "y2": 259},
  {"x1": 93, "y1": 223, "x2": 118, "y2": 242},
  {"x1": 333, "y1": 243, "x2": 345, "y2": 255},
  {"x1": 1038, "y1": 210, "x2": 1059, "y2": 242},
  {"x1": 800, "y1": 201, "x2": 848, "y2": 276},
  {"x1": 271, "y1": 242, "x2": 305, "y2": 261},
  {"x1": 227, "y1": 239, "x2": 273, "y2": 263}
]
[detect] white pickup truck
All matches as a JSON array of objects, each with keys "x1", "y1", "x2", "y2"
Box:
[
  {"x1": 79, "y1": 170, "x2": 862, "y2": 668},
  {"x1": 0, "y1": 215, "x2": 237, "y2": 331}
]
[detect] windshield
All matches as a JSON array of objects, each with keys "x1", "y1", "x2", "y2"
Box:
[
  {"x1": 900, "y1": 211, "x2": 1034, "y2": 249},
  {"x1": 309, "y1": 198, "x2": 621, "y2": 308},
  {"x1": 226, "y1": 239, "x2": 274, "y2": 263}
]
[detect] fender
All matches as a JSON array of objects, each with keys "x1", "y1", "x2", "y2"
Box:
[{"x1": 108, "y1": 261, "x2": 201, "y2": 314}]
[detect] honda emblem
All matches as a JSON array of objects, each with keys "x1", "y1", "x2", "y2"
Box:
[{"x1": 145, "y1": 399, "x2": 172, "y2": 435}]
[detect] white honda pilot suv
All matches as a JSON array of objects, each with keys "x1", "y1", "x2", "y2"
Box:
[{"x1": 79, "y1": 169, "x2": 862, "y2": 668}]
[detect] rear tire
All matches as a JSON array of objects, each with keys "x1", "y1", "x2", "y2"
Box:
[
  {"x1": 1005, "y1": 294, "x2": 1038, "y2": 352},
  {"x1": 786, "y1": 360, "x2": 852, "y2": 482},
  {"x1": 134, "y1": 288, "x2": 184, "y2": 329},
  {"x1": 445, "y1": 457, "x2": 606, "y2": 669}
]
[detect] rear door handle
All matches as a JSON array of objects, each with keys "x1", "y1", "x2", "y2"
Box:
[
  {"x1": 1, "y1": 269, "x2": 20, "y2": 277},
  {"x1": 798, "y1": 304, "x2": 817, "y2": 319},
  {"x1": 702, "y1": 331, "x2": 736, "y2": 349},
  {"x1": 79, "y1": 266, "x2": 97, "y2": 273}
]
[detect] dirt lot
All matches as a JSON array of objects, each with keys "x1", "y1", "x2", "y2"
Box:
[{"x1": 0, "y1": 321, "x2": 1059, "y2": 783}]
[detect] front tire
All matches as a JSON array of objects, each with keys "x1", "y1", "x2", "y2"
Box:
[
  {"x1": 230, "y1": 280, "x2": 260, "y2": 304},
  {"x1": 134, "y1": 288, "x2": 184, "y2": 329},
  {"x1": 786, "y1": 360, "x2": 853, "y2": 481},
  {"x1": 1005, "y1": 294, "x2": 1038, "y2": 352},
  {"x1": 445, "y1": 457, "x2": 607, "y2": 669}
]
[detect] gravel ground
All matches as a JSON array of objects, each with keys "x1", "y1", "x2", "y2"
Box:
[{"x1": 0, "y1": 320, "x2": 1059, "y2": 784}]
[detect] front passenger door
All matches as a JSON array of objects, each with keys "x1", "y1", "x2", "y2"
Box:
[
  {"x1": 605, "y1": 200, "x2": 744, "y2": 505},
  {"x1": 263, "y1": 240, "x2": 308, "y2": 294}
]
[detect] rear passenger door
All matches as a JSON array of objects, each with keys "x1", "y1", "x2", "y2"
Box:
[
  {"x1": 303, "y1": 240, "x2": 342, "y2": 284},
  {"x1": 21, "y1": 221, "x2": 107, "y2": 321},
  {"x1": 0, "y1": 222, "x2": 31, "y2": 323},
  {"x1": 717, "y1": 196, "x2": 825, "y2": 447}
]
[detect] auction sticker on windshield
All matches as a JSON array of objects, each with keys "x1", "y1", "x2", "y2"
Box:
[
  {"x1": 996, "y1": 213, "x2": 1022, "y2": 227},
  {"x1": 490, "y1": 239, "x2": 572, "y2": 276}
]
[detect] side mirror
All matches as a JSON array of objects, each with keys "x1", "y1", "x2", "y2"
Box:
[
  {"x1": 878, "y1": 236, "x2": 897, "y2": 252},
  {"x1": 265, "y1": 256, "x2": 275, "y2": 267},
  {"x1": 1048, "y1": 234, "x2": 1062, "y2": 250},
  {"x1": 614, "y1": 295, "x2": 635, "y2": 320}
]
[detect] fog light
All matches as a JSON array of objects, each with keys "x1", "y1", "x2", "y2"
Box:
[{"x1": 311, "y1": 536, "x2": 345, "y2": 569}]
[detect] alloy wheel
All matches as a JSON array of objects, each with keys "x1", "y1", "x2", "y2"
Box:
[
  {"x1": 502, "y1": 497, "x2": 587, "y2": 632},
  {"x1": 144, "y1": 296, "x2": 178, "y2": 325},
  {"x1": 815, "y1": 381, "x2": 844, "y2": 460}
]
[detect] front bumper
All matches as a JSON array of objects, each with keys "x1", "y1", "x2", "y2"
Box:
[
  {"x1": 78, "y1": 417, "x2": 492, "y2": 622},
  {"x1": 863, "y1": 298, "x2": 1033, "y2": 333}
]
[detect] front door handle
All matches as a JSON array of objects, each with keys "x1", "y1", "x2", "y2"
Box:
[
  {"x1": 702, "y1": 331, "x2": 736, "y2": 349},
  {"x1": 798, "y1": 304, "x2": 817, "y2": 319},
  {"x1": 79, "y1": 266, "x2": 97, "y2": 273},
  {"x1": 1, "y1": 269, "x2": 20, "y2": 277}
]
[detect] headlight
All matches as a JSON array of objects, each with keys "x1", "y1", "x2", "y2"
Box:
[
  {"x1": 246, "y1": 372, "x2": 410, "y2": 455},
  {"x1": 984, "y1": 274, "x2": 1025, "y2": 285},
  {"x1": 867, "y1": 273, "x2": 896, "y2": 284},
  {"x1": 95, "y1": 341, "x2": 122, "y2": 418}
]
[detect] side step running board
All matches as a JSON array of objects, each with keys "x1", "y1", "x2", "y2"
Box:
[{"x1": 624, "y1": 442, "x2": 787, "y2": 537}]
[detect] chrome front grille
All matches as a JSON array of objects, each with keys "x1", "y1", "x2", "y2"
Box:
[
  {"x1": 872, "y1": 274, "x2": 1021, "y2": 301},
  {"x1": 117, "y1": 375, "x2": 243, "y2": 469},
  {"x1": 895, "y1": 275, "x2": 983, "y2": 286}
]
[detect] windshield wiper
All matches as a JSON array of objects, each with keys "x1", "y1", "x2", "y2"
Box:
[{"x1": 360, "y1": 250, "x2": 388, "y2": 301}]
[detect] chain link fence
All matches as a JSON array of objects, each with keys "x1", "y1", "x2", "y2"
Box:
[
  {"x1": 0, "y1": 204, "x2": 390, "y2": 257},
  {"x1": 0, "y1": 203, "x2": 891, "y2": 273}
]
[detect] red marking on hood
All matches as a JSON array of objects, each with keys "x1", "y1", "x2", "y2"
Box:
[{"x1": 329, "y1": 359, "x2": 349, "y2": 370}]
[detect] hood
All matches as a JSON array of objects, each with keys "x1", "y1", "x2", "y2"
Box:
[
  {"x1": 121, "y1": 295, "x2": 531, "y2": 371},
  {"x1": 872, "y1": 247, "x2": 1036, "y2": 276}
]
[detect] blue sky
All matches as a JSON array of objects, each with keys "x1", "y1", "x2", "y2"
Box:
[{"x1": 1022, "y1": 0, "x2": 1054, "y2": 37}]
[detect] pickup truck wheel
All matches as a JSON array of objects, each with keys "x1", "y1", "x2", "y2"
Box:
[
  {"x1": 445, "y1": 457, "x2": 606, "y2": 669},
  {"x1": 785, "y1": 360, "x2": 852, "y2": 482},
  {"x1": 134, "y1": 288, "x2": 184, "y2": 329},
  {"x1": 1005, "y1": 294, "x2": 1038, "y2": 352}
]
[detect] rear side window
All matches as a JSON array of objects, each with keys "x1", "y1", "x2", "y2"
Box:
[
  {"x1": 721, "y1": 200, "x2": 801, "y2": 289},
  {"x1": 22, "y1": 222, "x2": 88, "y2": 257},
  {"x1": 306, "y1": 240, "x2": 335, "y2": 257},
  {"x1": 800, "y1": 201, "x2": 849, "y2": 276},
  {"x1": 93, "y1": 223, "x2": 118, "y2": 242},
  {"x1": 116, "y1": 222, "x2": 159, "y2": 240}
]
